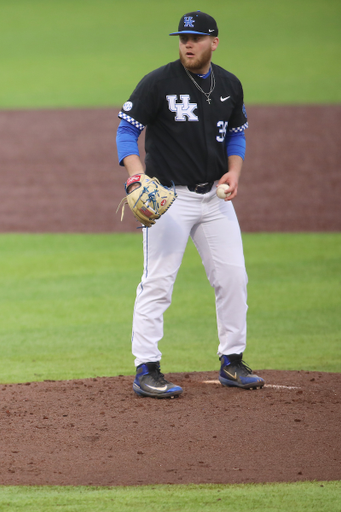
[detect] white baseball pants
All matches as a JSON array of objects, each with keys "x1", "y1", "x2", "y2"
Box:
[{"x1": 132, "y1": 182, "x2": 248, "y2": 367}]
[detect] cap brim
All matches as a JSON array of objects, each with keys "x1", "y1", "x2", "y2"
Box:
[{"x1": 169, "y1": 30, "x2": 211, "y2": 36}]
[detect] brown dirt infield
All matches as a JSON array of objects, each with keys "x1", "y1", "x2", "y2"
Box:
[
  {"x1": 1, "y1": 371, "x2": 341, "y2": 486},
  {"x1": 0, "y1": 106, "x2": 340, "y2": 486},
  {"x1": 0, "y1": 106, "x2": 340, "y2": 233}
]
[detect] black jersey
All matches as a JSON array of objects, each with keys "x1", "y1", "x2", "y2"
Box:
[{"x1": 118, "y1": 59, "x2": 248, "y2": 187}]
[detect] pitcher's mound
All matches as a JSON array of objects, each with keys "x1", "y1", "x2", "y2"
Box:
[{"x1": 1, "y1": 369, "x2": 340, "y2": 486}]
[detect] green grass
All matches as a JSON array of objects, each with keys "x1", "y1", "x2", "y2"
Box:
[
  {"x1": 0, "y1": 234, "x2": 142, "y2": 383},
  {"x1": 0, "y1": 482, "x2": 340, "y2": 512},
  {"x1": 243, "y1": 233, "x2": 341, "y2": 372},
  {"x1": 0, "y1": 233, "x2": 340, "y2": 384},
  {"x1": 0, "y1": 0, "x2": 340, "y2": 108},
  {"x1": 164, "y1": 233, "x2": 341, "y2": 372}
]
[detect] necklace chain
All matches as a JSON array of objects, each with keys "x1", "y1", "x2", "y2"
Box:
[{"x1": 183, "y1": 65, "x2": 216, "y2": 104}]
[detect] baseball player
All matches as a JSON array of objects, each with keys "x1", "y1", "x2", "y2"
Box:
[{"x1": 116, "y1": 11, "x2": 265, "y2": 397}]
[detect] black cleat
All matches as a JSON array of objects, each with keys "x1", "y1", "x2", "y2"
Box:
[
  {"x1": 133, "y1": 362, "x2": 183, "y2": 398},
  {"x1": 219, "y1": 354, "x2": 264, "y2": 389}
]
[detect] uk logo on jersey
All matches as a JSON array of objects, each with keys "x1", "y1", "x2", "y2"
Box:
[
  {"x1": 166, "y1": 95, "x2": 199, "y2": 121},
  {"x1": 184, "y1": 16, "x2": 195, "y2": 28}
]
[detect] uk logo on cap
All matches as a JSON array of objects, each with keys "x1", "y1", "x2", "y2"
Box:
[
  {"x1": 169, "y1": 11, "x2": 218, "y2": 37},
  {"x1": 183, "y1": 16, "x2": 195, "y2": 28}
]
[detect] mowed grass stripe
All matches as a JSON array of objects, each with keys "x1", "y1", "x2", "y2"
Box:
[
  {"x1": 0, "y1": 482, "x2": 340, "y2": 512},
  {"x1": 0, "y1": 0, "x2": 340, "y2": 107},
  {"x1": 0, "y1": 233, "x2": 340, "y2": 384}
]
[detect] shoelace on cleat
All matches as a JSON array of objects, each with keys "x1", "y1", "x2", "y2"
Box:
[
  {"x1": 149, "y1": 367, "x2": 168, "y2": 385},
  {"x1": 232, "y1": 359, "x2": 253, "y2": 375}
]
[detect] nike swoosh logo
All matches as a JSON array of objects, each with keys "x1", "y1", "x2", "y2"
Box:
[
  {"x1": 223, "y1": 369, "x2": 237, "y2": 380},
  {"x1": 220, "y1": 96, "x2": 231, "y2": 102},
  {"x1": 209, "y1": 29, "x2": 215, "y2": 32},
  {"x1": 145, "y1": 384, "x2": 168, "y2": 392}
]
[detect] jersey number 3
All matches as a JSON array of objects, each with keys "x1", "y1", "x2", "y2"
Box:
[{"x1": 216, "y1": 121, "x2": 228, "y2": 142}]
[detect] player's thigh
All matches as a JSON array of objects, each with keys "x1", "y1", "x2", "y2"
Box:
[
  {"x1": 142, "y1": 199, "x2": 193, "y2": 277},
  {"x1": 190, "y1": 199, "x2": 246, "y2": 280}
]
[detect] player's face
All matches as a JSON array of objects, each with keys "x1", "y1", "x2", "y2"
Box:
[{"x1": 179, "y1": 34, "x2": 219, "y2": 74}]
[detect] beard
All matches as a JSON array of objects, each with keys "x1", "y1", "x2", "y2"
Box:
[{"x1": 179, "y1": 46, "x2": 212, "y2": 73}]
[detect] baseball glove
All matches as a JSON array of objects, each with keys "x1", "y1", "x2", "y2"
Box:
[{"x1": 117, "y1": 173, "x2": 177, "y2": 227}]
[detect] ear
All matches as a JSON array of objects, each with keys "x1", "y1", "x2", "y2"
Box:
[{"x1": 211, "y1": 37, "x2": 219, "y2": 51}]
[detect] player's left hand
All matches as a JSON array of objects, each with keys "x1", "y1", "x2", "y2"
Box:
[
  {"x1": 217, "y1": 170, "x2": 239, "y2": 201},
  {"x1": 218, "y1": 155, "x2": 243, "y2": 200}
]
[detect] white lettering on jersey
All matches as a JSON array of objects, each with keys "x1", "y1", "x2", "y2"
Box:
[
  {"x1": 166, "y1": 95, "x2": 198, "y2": 122},
  {"x1": 216, "y1": 121, "x2": 228, "y2": 142}
]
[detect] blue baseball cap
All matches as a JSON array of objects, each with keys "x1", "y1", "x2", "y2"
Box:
[{"x1": 169, "y1": 11, "x2": 218, "y2": 37}]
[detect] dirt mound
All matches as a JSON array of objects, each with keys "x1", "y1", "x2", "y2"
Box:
[{"x1": 1, "y1": 370, "x2": 340, "y2": 486}]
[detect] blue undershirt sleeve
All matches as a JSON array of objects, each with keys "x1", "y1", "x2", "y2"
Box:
[
  {"x1": 225, "y1": 131, "x2": 246, "y2": 160},
  {"x1": 116, "y1": 119, "x2": 142, "y2": 166}
]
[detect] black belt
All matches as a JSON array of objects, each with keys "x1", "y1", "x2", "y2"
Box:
[{"x1": 187, "y1": 182, "x2": 214, "y2": 194}]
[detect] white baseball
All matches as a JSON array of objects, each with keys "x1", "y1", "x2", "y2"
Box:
[{"x1": 216, "y1": 184, "x2": 231, "y2": 199}]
